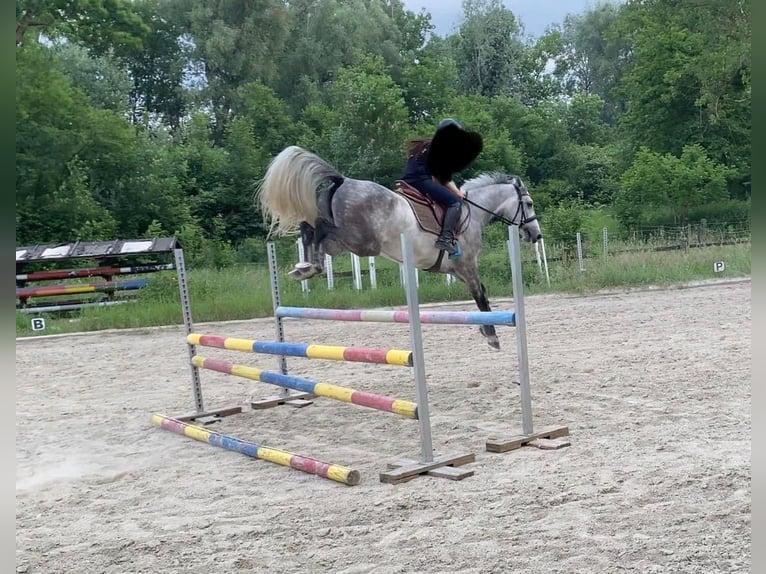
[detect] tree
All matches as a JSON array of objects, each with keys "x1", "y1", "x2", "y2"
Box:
[
  {"x1": 400, "y1": 37, "x2": 459, "y2": 121},
  {"x1": 53, "y1": 42, "x2": 132, "y2": 112},
  {"x1": 617, "y1": 145, "x2": 731, "y2": 225},
  {"x1": 16, "y1": 44, "x2": 96, "y2": 242},
  {"x1": 124, "y1": 0, "x2": 188, "y2": 128},
  {"x1": 275, "y1": 0, "x2": 432, "y2": 113},
  {"x1": 454, "y1": 0, "x2": 525, "y2": 97},
  {"x1": 613, "y1": 0, "x2": 750, "y2": 195},
  {"x1": 319, "y1": 54, "x2": 410, "y2": 185},
  {"x1": 564, "y1": 92, "x2": 610, "y2": 146},
  {"x1": 169, "y1": 0, "x2": 290, "y2": 141},
  {"x1": 16, "y1": 0, "x2": 148, "y2": 49},
  {"x1": 553, "y1": 1, "x2": 626, "y2": 120}
]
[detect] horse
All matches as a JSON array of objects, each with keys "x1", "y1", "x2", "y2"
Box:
[{"x1": 255, "y1": 145, "x2": 542, "y2": 350}]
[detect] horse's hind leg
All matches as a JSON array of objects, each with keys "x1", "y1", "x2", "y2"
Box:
[
  {"x1": 460, "y1": 274, "x2": 500, "y2": 350},
  {"x1": 288, "y1": 221, "x2": 325, "y2": 281}
]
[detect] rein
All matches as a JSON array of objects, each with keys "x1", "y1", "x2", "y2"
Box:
[{"x1": 462, "y1": 185, "x2": 537, "y2": 227}]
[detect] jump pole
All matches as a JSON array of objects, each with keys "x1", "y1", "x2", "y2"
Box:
[
  {"x1": 151, "y1": 414, "x2": 361, "y2": 486},
  {"x1": 16, "y1": 278, "x2": 149, "y2": 299},
  {"x1": 187, "y1": 334, "x2": 413, "y2": 366},
  {"x1": 191, "y1": 356, "x2": 418, "y2": 418},
  {"x1": 276, "y1": 307, "x2": 515, "y2": 325}
]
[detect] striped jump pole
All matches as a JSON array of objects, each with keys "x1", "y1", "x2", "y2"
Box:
[
  {"x1": 187, "y1": 334, "x2": 413, "y2": 367},
  {"x1": 17, "y1": 300, "x2": 133, "y2": 314},
  {"x1": 16, "y1": 278, "x2": 148, "y2": 299},
  {"x1": 16, "y1": 263, "x2": 174, "y2": 282},
  {"x1": 151, "y1": 414, "x2": 360, "y2": 486},
  {"x1": 192, "y1": 356, "x2": 419, "y2": 419},
  {"x1": 276, "y1": 307, "x2": 516, "y2": 326}
]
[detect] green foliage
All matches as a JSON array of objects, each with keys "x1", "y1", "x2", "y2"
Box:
[
  {"x1": 401, "y1": 41, "x2": 459, "y2": 121},
  {"x1": 541, "y1": 200, "x2": 586, "y2": 245},
  {"x1": 553, "y1": 1, "x2": 626, "y2": 121},
  {"x1": 53, "y1": 42, "x2": 132, "y2": 111},
  {"x1": 454, "y1": 0, "x2": 525, "y2": 96},
  {"x1": 617, "y1": 145, "x2": 731, "y2": 226},
  {"x1": 16, "y1": 0, "x2": 150, "y2": 49},
  {"x1": 169, "y1": 0, "x2": 290, "y2": 139},
  {"x1": 614, "y1": 0, "x2": 750, "y2": 194},
  {"x1": 318, "y1": 54, "x2": 410, "y2": 185},
  {"x1": 579, "y1": 207, "x2": 621, "y2": 241}
]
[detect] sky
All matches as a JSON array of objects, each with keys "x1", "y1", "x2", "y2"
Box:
[{"x1": 401, "y1": 0, "x2": 606, "y2": 39}]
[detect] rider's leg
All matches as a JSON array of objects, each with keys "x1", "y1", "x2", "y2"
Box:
[
  {"x1": 414, "y1": 179, "x2": 464, "y2": 257},
  {"x1": 437, "y1": 202, "x2": 463, "y2": 257}
]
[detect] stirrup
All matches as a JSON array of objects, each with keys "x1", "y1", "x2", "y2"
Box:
[{"x1": 435, "y1": 237, "x2": 461, "y2": 258}]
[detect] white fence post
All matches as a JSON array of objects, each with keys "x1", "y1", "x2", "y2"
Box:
[
  {"x1": 325, "y1": 254, "x2": 334, "y2": 291},
  {"x1": 368, "y1": 257, "x2": 377, "y2": 289},
  {"x1": 539, "y1": 238, "x2": 551, "y2": 287},
  {"x1": 576, "y1": 232, "x2": 585, "y2": 272},
  {"x1": 296, "y1": 240, "x2": 309, "y2": 294},
  {"x1": 351, "y1": 254, "x2": 362, "y2": 290}
]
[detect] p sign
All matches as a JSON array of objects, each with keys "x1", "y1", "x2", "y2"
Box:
[
  {"x1": 713, "y1": 261, "x2": 725, "y2": 273},
  {"x1": 31, "y1": 318, "x2": 46, "y2": 331}
]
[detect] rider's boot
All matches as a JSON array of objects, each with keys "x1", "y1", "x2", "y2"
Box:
[{"x1": 435, "y1": 203, "x2": 463, "y2": 259}]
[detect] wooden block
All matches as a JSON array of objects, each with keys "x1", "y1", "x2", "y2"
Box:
[
  {"x1": 380, "y1": 452, "x2": 475, "y2": 484},
  {"x1": 486, "y1": 425, "x2": 570, "y2": 453},
  {"x1": 527, "y1": 437, "x2": 571, "y2": 450},
  {"x1": 386, "y1": 459, "x2": 475, "y2": 481},
  {"x1": 175, "y1": 406, "x2": 243, "y2": 424},
  {"x1": 250, "y1": 393, "x2": 316, "y2": 409},
  {"x1": 283, "y1": 398, "x2": 314, "y2": 408}
]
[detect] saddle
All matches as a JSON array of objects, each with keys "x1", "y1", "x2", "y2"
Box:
[{"x1": 392, "y1": 180, "x2": 467, "y2": 237}]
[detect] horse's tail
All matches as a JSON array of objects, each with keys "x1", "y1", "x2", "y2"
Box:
[{"x1": 256, "y1": 145, "x2": 343, "y2": 236}]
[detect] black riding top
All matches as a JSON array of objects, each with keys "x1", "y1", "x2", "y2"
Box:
[{"x1": 401, "y1": 145, "x2": 432, "y2": 183}]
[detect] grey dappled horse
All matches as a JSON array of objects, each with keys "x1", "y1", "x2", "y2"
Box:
[{"x1": 256, "y1": 145, "x2": 542, "y2": 349}]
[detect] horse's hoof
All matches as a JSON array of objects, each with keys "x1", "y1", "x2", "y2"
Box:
[
  {"x1": 288, "y1": 268, "x2": 311, "y2": 280},
  {"x1": 288, "y1": 263, "x2": 322, "y2": 281},
  {"x1": 487, "y1": 338, "x2": 501, "y2": 351}
]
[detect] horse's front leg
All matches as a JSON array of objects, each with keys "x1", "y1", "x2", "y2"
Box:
[
  {"x1": 288, "y1": 221, "x2": 324, "y2": 280},
  {"x1": 462, "y1": 275, "x2": 500, "y2": 350}
]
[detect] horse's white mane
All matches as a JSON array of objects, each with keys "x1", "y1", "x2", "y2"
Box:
[{"x1": 462, "y1": 172, "x2": 515, "y2": 191}]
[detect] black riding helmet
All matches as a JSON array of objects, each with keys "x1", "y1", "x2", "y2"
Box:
[{"x1": 437, "y1": 118, "x2": 464, "y2": 131}]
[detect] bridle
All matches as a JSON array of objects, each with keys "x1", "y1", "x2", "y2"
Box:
[{"x1": 463, "y1": 181, "x2": 538, "y2": 228}]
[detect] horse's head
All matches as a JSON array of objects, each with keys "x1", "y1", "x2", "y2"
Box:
[
  {"x1": 462, "y1": 173, "x2": 543, "y2": 243},
  {"x1": 502, "y1": 176, "x2": 542, "y2": 243}
]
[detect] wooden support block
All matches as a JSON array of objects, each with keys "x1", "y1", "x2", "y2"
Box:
[
  {"x1": 527, "y1": 437, "x2": 571, "y2": 450},
  {"x1": 486, "y1": 425, "x2": 570, "y2": 453},
  {"x1": 379, "y1": 452, "x2": 475, "y2": 484},
  {"x1": 175, "y1": 406, "x2": 243, "y2": 424},
  {"x1": 386, "y1": 458, "x2": 474, "y2": 481},
  {"x1": 250, "y1": 392, "x2": 316, "y2": 409}
]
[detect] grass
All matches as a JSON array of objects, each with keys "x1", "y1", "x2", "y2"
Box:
[{"x1": 15, "y1": 241, "x2": 751, "y2": 337}]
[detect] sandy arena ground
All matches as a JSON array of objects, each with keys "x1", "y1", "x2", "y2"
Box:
[{"x1": 16, "y1": 280, "x2": 751, "y2": 574}]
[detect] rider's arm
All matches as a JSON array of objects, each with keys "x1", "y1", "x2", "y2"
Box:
[{"x1": 445, "y1": 180, "x2": 465, "y2": 199}]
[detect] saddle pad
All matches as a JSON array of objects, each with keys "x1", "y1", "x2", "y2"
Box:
[{"x1": 393, "y1": 181, "x2": 445, "y2": 236}]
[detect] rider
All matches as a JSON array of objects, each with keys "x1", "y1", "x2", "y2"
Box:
[{"x1": 400, "y1": 119, "x2": 480, "y2": 259}]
